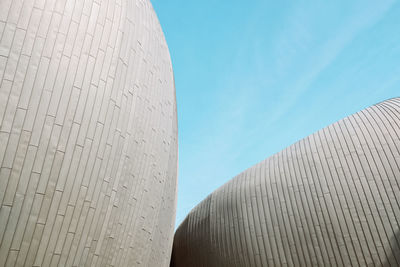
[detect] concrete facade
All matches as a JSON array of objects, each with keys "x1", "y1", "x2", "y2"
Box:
[
  {"x1": 0, "y1": 0, "x2": 178, "y2": 266},
  {"x1": 171, "y1": 98, "x2": 400, "y2": 267}
]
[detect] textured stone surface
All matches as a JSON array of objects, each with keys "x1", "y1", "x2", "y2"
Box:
[
  {"x1": 172, "y1": 98, "x2": 400, "y2": 267},
  {"x1": 0, "y1": 0, "x2": 178, "y2": 266}
]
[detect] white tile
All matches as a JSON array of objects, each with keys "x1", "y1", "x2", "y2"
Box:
[
  {"x1": 17, "y1": 0, "x2": 34, "y2": 29},
  {"x1": 0, "y1": 0, "x2": 12, "y2": 22}
]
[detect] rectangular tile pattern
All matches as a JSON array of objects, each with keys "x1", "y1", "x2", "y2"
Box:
[
  {"x1": 0, "y1": 0, "x2": 178, "y2": 266},
  {"x1": 171, "y1": 98, "x2": 400, "y2": 267}
]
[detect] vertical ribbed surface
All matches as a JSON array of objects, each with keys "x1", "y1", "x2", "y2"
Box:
[
  {"x1": 172, "y1": 98, "x2": 400, "y2": 267},
  {"x1": 0, "y1": 0, "x2": 178, "y2": 266}
]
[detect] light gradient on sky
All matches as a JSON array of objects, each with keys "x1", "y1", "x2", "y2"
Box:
[{"x1": 151, "y1": 0, "x2": 400, "y2": 226}]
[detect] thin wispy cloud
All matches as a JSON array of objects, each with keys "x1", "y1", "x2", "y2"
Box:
[{"x1": 152, "y1": 0, "x2": 400, "y2": 225}]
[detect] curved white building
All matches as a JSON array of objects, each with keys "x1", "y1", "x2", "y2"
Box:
[
  {"x1": 172, "y1": 98, "x2": 400, "y2": 267},
  {"x1": 0, "y1": 0, "x2": 178, "y2": 266}
]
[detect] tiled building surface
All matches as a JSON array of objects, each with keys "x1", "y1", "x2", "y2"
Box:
[
  {"x1": 172, "y1": 98, "x2": 400, "y2": 267},
  {"x1": 0, "y1": 0, "x2": 178, "y2": 266}
]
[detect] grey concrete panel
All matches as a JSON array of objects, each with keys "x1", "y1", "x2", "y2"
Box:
[
  {"x1": 171, "y1": 98, "x2": 400, "y2": 267},
  {"x1": 0, "y1": 0, "x2": 178, "y2": 266}
]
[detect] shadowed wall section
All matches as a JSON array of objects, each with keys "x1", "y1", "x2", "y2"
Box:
[
  {"x1": 172, "y1": 98, "x2": 400, "y2": 267},
  {"x1": 0, "y1": 0, "x2": 177, "y2": 266}
]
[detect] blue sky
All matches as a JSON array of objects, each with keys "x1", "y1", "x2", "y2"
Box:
[{"x1": 151, "y1": 0, "x2": 400, "y2": 226}]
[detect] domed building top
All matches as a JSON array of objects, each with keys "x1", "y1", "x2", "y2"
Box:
[
  {"x1": 0, "y1": 0, "x2": 178, "y2": 266},
  {"x1": 171, "y1": 98, "x2": 400, "y2": 267}
]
